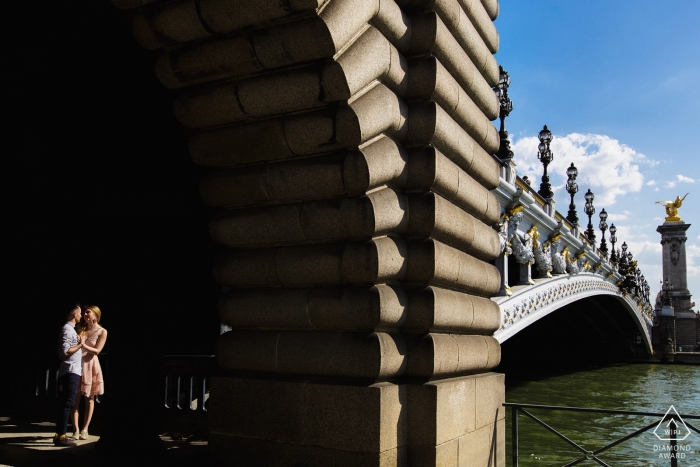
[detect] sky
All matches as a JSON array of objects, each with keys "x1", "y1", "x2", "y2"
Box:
[{"x1": 493, "y1": 0, "x2": 700, "y2": 305}]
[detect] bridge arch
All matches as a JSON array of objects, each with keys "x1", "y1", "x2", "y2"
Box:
[{"x1": 494, "y1": 272, "x2": 654, "y2": 356}]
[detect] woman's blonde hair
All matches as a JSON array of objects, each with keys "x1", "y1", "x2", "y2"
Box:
[{"x1": 76, "y1": 305, "x2": 102, "y2": 335}]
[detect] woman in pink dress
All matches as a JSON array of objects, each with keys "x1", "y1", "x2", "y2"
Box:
[{"x1": 70, "y1": 305, "x2": 108, "y2": 440}]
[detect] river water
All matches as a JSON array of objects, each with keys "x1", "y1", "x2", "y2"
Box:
[{"x1": 505, "y1": 363, "x2": 700, "y2": 466}]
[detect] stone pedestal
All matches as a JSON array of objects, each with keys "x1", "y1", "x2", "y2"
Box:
[
  {"x1": 110, "y1": 0, "x2": 506, "y2": 464},
  {"x1": 657, "y1": 222, "x2": 695, "y2": 347}
]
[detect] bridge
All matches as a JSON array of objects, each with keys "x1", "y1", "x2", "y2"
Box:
[{"x1": 489, "y1": 160, "x2": 654, "y2": 356}]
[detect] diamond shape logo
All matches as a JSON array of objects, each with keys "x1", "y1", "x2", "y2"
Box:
[{"x1": 653, "y1": 406, "x2": 691, "y2": 441}]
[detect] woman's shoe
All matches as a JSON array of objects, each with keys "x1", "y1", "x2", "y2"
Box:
[
  {"x1": 71, "y1": 431, "x2": 79, "y2": 439},
  {"x1": 79, "y1": 430, "x2": 88, "y2": 440}
]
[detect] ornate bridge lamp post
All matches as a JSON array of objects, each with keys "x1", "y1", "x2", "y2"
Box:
[
  {"x1": 598, "y1": 208, "x2": 608, "y2": 258},
  {"x1": 583, "y1": 189, "x2": 596, "y2": 243},
  {"x1": 537, "y1": 125, "x2": 554, "y2": 206},
  {"x1": 618, "y1": 241, "x2": 628, "y2": 274},
  {"x1": 495, "y1": 66, "x2": 514, "y2": 164},
  {"x1": 565, "y1": 163, "x2": 579, "y2": 228},
  {"x1": 660, "y1": 278, "x2": 673, "y2": 306},
  {"x1": 609, "y1": 223, "x2": 617, "y2": 263}
]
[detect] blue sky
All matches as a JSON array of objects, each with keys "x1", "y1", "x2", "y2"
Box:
[{"x1": 493, "y1": 1, "x2": 700, "y2": 304}]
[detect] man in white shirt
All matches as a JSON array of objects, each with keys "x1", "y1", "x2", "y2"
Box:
[{"x1": 54, "y1": 304, "x2": 83, "y2": 446}]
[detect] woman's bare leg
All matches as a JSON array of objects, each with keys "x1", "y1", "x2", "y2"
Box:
[
  {"x1": 82, "y1": 396, "x2": 95, "y2": 433},
  {"x1": 70, "y1": 390, "x2": 82, "y2": 435}
]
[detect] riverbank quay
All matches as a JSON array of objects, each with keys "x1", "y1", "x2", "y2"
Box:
[{"x1": 0, "y1": 416, "x2": 208, "y2": 466}]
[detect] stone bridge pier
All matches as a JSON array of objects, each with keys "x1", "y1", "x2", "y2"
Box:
[{"x1": 111, "y1": 0, "x2": 506, "y2": 465}]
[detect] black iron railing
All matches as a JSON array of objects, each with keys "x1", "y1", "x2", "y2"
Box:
[
  {"x1": 14, "y1": 354, "x2": 108, "y2": 404},
  {"x1": 505, "y1": 403, "x2": 700, "y2": 467},
  {"x1": 161, "y1": 355, "x2": 216, "y2": 435},
  {"x1": 7, "y1": 355, "x2": 216, "y2": 436}
]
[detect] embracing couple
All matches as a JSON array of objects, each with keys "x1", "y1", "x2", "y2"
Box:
[{"x1": 53, "y1": 304, "x2": 108, "y2": 446}]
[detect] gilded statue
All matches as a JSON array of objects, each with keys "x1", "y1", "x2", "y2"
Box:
[{"x1": 655, "y1": 193, "x2": 689, "y2": 222}]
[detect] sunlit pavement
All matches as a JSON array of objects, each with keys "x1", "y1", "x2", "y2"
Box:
[{"x1": 0, "y1": 416, "x2": 208, "y2": 466}]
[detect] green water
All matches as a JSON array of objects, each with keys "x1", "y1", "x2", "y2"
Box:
[{"x1": 505, "y1": 363, "x2": 700, "y2": 466}]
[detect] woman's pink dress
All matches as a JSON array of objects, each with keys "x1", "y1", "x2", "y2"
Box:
[{"x1": 80, "y1": 327, "x2": 104, "y2": 397}]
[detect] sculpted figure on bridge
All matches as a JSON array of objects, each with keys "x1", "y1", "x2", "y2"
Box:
[
  {"x1": 564, "y1": 247, "x2": 580, "y2": 274},
  {"x1": 550, "y1": 237, "x2": 567, "y2": 274},
  {"x1": 508, "y1": 212, "x2": 534, "y2": 265},
  {"x1": 576, "y1": 251, "x2": 591, "y2": 273},
  {"x1": 532, "y1": 227, "x2": 553, "y2": 278},
  {"x1": 655, "y1": 193, "x2": 688, "y2": 222}
]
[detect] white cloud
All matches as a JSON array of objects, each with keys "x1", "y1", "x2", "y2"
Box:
[
  {"x1": 676, "y1": 174, "x2": 695, "y2": 183},
  {"x1": 608, "y1": 210, "x2": 632, "y2": 221},
  {"x1": 646, "y1": 180, "x2": 656, "y2": 186},
  {"x1": 665, "y1": 181, "x2": 676, "y2": 189},
  {"x1": 654, "y1": 187, "x2": 659, "y2": 192},
  {"x1": 511, "y1": 133, "x2": 654, "y2": 208}
]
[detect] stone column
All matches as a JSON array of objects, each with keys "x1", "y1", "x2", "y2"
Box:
[
  {"x1": 518, "y1": 262, "x2": 533, "y2": 286},
  {"x1": 110, "y1": 0, "x2": 506, "y2": 465},
  {"x1": 496, "y1": 251, "x2": 511, "y2": 296},
  {"x1": 657, "y1": 221, "x2": 695, "y2": 347}
]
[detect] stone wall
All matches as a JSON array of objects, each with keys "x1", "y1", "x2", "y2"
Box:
[{"x1": 110, "y1": 0, "x2": 505, "y2": 465}]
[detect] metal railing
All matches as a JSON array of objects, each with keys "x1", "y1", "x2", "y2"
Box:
[
  {"x1": 505, "y1": 402, "x2": 700, "y2": 467},
  {"x1": 14, "y1": 354, "x2": 108, "y2": 404},
  {"x1": 161, "y1": 355, "x2": 216, "y2": 436},
  {"x1": 6, "y1": 354, "x2": 216, "y2": 436}
]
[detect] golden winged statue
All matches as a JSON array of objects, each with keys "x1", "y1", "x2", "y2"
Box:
[{"x1": 655, "y1": 193, "x2": 689, "y2": 222}]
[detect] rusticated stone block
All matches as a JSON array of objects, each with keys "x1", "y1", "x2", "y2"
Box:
[
  {"x1": 404, "y1": 286, "x2": 500, "y2": 333},
  {"x1": 405, "y1": 373, "x2": 504, "y2": 466},
  {"x1": 322, "y1": 27, "x2": 408, "y2": 101},
  {"x1": 407, "y1": 57, "x2": 499, "y2": 154},
  {"x1": 210, "y1": 377, "x2": 407, "y2": 463},
  {"x1": 400, "y1": 0, "x2": 498, "y2": 84},
  {"x1": 406, "y1": 239, "x2": 501, "y2": 296},
  {"x1": 404, "y1": 334, "x2": 499, "y2": 378},
  {"x1": 407, "y1": 101, "x2": 500, "y2": 189},
  {"x1": 474, "y1": 372, "x2": 506, "y2": 430},
  {"x1": 130, "y1": 1, "x2": 211, "y2": 50},
  {"x1": 461, "y1": 0, "x2": 500, "y2": 49},
  {"x1": 218, "y1": 285, "x2": 407, "y2": 331},
  {"x1": 406, "y1": 147, "x2": 500, "y2": 225},
  {"x1": 199, "y1": 154, "x2": 347, "y2": 207},
  {"x1": 174, "y1": 66, "x2": 326, "y2": 128},
  {"x1": 457, "y1": 418, "x2": 505, "y2": 467},
  {"x1": 210, "y1": 433, "x2": 407, "y2": 467},
  {"x1": 405, "y1": 192, "x2": 500, "y2": 260},
  {"x1": 217, "y1": 330, "x2": 407, "y2": 380},
  {"x1": 408, "y1": 13, "x2": 498, "y2": 117},
  {"x1": 190, "y1": 109, "x2": 343, "y2": 167},
  {"x1": 336, "y1": 83, "x2": 409, "y2": 146},
  {"x1": 209, "y1": 377, "x2": 307, "y2": 442},
  {"x1": 200, "y1": 0, "x2": 323, "y2": 35},
  {"x1": 214, "y1": 237, "x2": 407, "y2": 287},
  {"x1": 209, "y1": 187, "x2": 408, "y2": 247}
]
